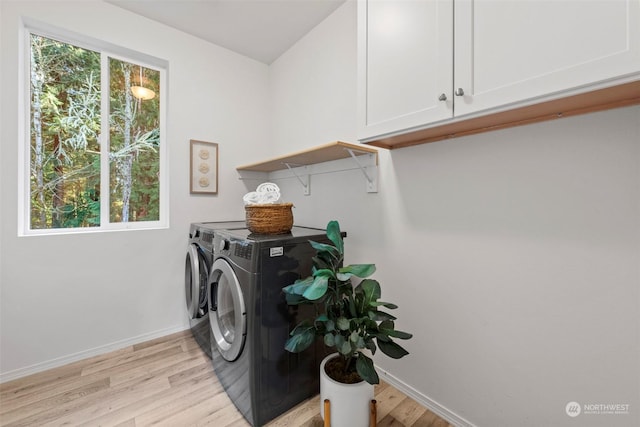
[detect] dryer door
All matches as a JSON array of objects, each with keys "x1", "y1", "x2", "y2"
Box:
[
  {"x1": 208, "y1": 258, "x2": 247, "y2": 362},
  {"x1": 185, "y1": 244, "x2": 209, "y2": 319}
]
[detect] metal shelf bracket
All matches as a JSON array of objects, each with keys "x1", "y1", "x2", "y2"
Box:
[
  {"x1": 283, "y1": 163, "x2": 310, "y2": 196},
  {"x1": 346, "y1": 149, "x2": 378, "y2": 193}
]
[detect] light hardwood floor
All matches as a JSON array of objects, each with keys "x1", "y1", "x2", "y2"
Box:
[{"x1": 0, "y1": 331, "x2": 453, "y2": 426}]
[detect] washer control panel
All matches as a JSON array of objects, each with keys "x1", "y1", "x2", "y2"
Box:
[
  {"x1": 234, "y1": 241, "x2": 252, "y2": 260},
  {"x1": 213, "y1": 233, "x2": 255, "y2": 272}
]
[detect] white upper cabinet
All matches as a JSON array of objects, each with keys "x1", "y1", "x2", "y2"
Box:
[
  {"x1": 357, "y1": 0, "x2": 453, "y2": 140},
  {"x1": 358, "y1": 0, "x2": 640, "y2": 144},
  {"x1": 454, "y1": 0, "x2": 640, "y2": 116}
]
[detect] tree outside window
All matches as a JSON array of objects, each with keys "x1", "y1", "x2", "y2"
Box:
[{"x1": 29, "y1": 33, "x2": 163, "y2": 231}]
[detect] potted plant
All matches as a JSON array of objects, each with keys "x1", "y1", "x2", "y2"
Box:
[{"x1": 282, "y1": 220, "x2": 412, "y2": 426}]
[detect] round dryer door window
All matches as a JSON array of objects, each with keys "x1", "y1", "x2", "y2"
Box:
[
  {"x1": 185, "y1": 244, "x2": 209, "y2": 319},
  {"x1": 208, "y1": 258, "x2": 247, "y2": 361}
]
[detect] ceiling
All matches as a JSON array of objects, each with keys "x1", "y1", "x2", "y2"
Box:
[{"x1": 107, "y1": 0, "x2": 346, "y2": 64}]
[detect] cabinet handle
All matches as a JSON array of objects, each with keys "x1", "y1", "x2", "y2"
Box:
[
  {"x1": 455, "y1": 88, "x2": 465, "y2": 96},
  {"x1": 438, "y1": 93, "x2": 447, "y2": 101}
]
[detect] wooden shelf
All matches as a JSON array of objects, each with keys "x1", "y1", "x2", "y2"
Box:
[
  {"x1": 236, "y1": 141, "x2": 379, "y2": 194},
  {"x1": 236, "y1": 141, "x2": 378, "y2": 172},
  {"x1": 364, "y1": 80, "x2": 640, "y2": 150}
]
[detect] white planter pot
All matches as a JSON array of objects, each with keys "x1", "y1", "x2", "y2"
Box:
[{"x1": 320, "y1": 354, "x2": 375, "y2": 427}]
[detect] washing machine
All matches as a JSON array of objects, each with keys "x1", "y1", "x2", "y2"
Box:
[
  {"x1": 185, "y1": 221, "x2": 245, "y2": 358},
  {"x1": 208, "y1": 226, "x2": 343, "y2": 426}
]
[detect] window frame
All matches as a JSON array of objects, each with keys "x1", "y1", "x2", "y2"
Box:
[{"x1": 19, "y1": 21, "x2": 169, "y2": 236}]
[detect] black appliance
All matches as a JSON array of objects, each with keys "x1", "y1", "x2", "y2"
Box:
[
  {"x1": 185, "y1": 221, "x2": 245, "y2": 358},
  {"x1": 208, "y1": 226, "x2": 342, "y2": 426}
]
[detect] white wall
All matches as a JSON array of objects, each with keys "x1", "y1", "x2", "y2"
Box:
[
  {"x1": 0, "y1": 0, "x2": 270, "y2": 380},
  {"x1": 268, "y1": 2, "x2": 640, "y2": 427}
]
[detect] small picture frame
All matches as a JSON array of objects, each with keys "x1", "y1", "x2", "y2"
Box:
[{"x1": 190, "y1": 140, "x2": 218, "y2": 194}]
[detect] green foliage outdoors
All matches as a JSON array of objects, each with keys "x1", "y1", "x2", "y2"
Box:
[
  {"x1": 283, "y1": 220, "x2": 412, "y2": 385},
  {"x1": 30, "y1": 34, "x2": 160, "y2": 229}
]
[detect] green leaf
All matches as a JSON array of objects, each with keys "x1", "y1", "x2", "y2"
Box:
[
  {"x1": 337, "y1": 282, "x2": 354, "y2": 299},
  {"x1": 387, "y1": 330, "x2": 412, "y2": 340},
  {"x1": 326, "y1": 319, "x2": 335, "y2": 332},
  {"x1": 379, "y1": 320, "x2": 394, "y2": 330},
  {"x1": 337, "y1": 264, "x2": 376, "y2": 280},
  {"x1": 324, "y1": 333, "x2": 335, "y2": 347},
  {"x1": 365, "y1": 339, "x2": 377, "y2": 354},
  {"x1": 326, "y1": 220, "x2": 344, "y2": 254},
  {"x1": 377, "y1": 339, "x2": 410, "y2": 359},
  {"x1": 313, "y1": 268, "x2": 336, "y2": 279},
  {"x1": 282, "y1": 277, "x2": 313, "y2": 296},
  {"x1": 357, "y1": 280, "x2": 382, "y2": 314},
  {"x1": 360, "y1": 279, "x2": 381, "y2": 303},
  {"x1": 284, "y1": 292, "x2": 307, "y2": 305},
  {"x1": 379, "y1": 320, "x2": 413, "y2": 340},
  {"x1": 289, "y1": 321, "x2": 312, "y2": 335},
  {"x1": 309, "y1": 240, "x2": 339, "y2": 258},
  {"x1": 356, "y1": 354, "x2": 379, "y2": 385},
  {"x1": 302, "y1": 275, "x2": 329, "y2": 300},
  {"x1": 373, "y1": 333, "x2": 391, "y2": 342},
  {"x1": 339, "y1": 340, "x2": 351, "y2": 355},
  {"x1": 368, "y1": 310, "x2": 397, "y2": 322},
  {"x1": 370, "y1": 301, "x2": 398, "y2": 309},
  {"x1": 362, "y1": 317, "x2": 379, "y2": 331},
  {"x1": 312, "y1": 255, "x2": 331, "y2": 270},
  {"x1": 348, "y1": 297, "x2": 357, "y2": 317},
  {"x1": 336, "y1": 317, "x2": 350, "y2": 331},
  {"x1": 377, "y1": 311, "x2": 397, "y2": 321},
  {"x1": 285, "y1": 326, "x2": 315, "y2": 353}
]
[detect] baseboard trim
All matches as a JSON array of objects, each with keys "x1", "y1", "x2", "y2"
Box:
[
  {"x1": 0, "y1": 324, "x2": 189, "y2": 384},
  {"x1": 376, "y1": 366, "x2": 476, "y2": 427}
]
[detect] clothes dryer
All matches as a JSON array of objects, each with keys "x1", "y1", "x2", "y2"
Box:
[
  {"x1": 208, "y1": 226, "x2": 342, "y2": 426},
  {"x1": 185, "y1": 221, "x2": 244, "y2": 358}
]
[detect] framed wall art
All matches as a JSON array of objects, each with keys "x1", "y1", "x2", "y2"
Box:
[{"x1": 190, "y1": 140, "x2": 218, "y2": 194}]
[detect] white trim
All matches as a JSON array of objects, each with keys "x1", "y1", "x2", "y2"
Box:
[
  {"x1": 21, "y1": 16, "x2": 167, "y2": 69},
  {"x1": 159, "y1": 62, "x2": 169, "y2": 227},
  {"x1": 376, "y1": 365, "x2": 477, "y2": 427},
  {"x1": 100, "y1": 51, "x2": 110, "y2": 229},
  {"x1": 0, "y1": 325, "x2": 188, "y2": 384},
  {"x1": 17, "y1": 20, "x2": 30, "y2": 236}
]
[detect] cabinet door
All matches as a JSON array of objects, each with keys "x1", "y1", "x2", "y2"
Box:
[
  {"x1": 358, "y1": 0, "x2": 453, "y2": 140},
  {"x1": 454, "y1": 0, "x2": 640, "y2": 116}
]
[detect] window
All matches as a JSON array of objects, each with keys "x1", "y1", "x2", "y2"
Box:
[{"x1": 23, "y1": 29, "x2": 167, "y2": 234}]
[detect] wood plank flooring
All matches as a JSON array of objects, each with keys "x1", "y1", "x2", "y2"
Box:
[{"x1": 0, "y1": 331, "x2": 453, "y2": 426}]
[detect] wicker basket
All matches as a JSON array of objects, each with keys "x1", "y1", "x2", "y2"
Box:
[{"x1": 245, "y1": 203, "x2": 294, "y2": 234}]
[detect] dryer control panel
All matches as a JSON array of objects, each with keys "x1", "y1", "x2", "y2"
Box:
[
  {"x1": 213, "y1": 233, "x2": 256, "y2": 273},
  {"x1": 234, "y1": 241, "x2": 253, "y2": 260}
]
